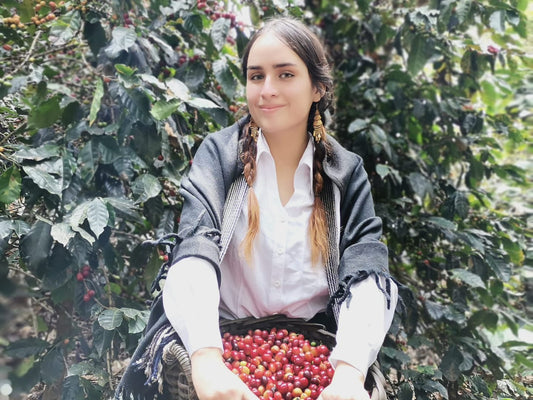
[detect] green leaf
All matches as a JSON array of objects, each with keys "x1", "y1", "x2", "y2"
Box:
[
  {"x1": 213, "y1": 58, "x2": 237, "y2": 98},
  {"x1": 22, "y1": 159, "x2": 63, "y2": 196},
  {"x1": 409, "y1": 173, "x2": 434, "y2": 203},
  {"x1": 439, "y1": 345, "x2": 462, "y2": 381},
  {"x1": 128, "y1": 317, "x2": 147, "y2": 334},
  {"x1": 348, "y1": 119, "x2": 368, "y2": 133},
  {"x1": 450, "y1": 269, "x2": 485, "y2": 289},
  {"x1": 166, "y1": 78, "x2": 190, "y2": 101},
  {"x1": 211, "y1": 17, "x2": 231, "y2": 51},
  {"x1": 456, "y1": 0, "x2": 472, "y2": 25},
  {"x1": 0, "y1": 166, "x2": 21, "y2": 204},
  {"x1": 485, "y1": 253, "x2": 511, "y2": 281},
  {"x1": 41, "y1": 347, "x2": 65, "y2": 384},
  {"x1": 103, "y1": 197, "x2": 142, "y2": 222},
  {"x1": 375, "y1": 164, "x2": 401, "y2": 184},
  {"x1": 105, "y1": 27, "x2": 137, "y2": 59},
  {"x1": 115, "y1": 64, "x2": 137, "y2": 77},
  {"x1": 407, "y1": 34, "x2": 433, "y2": 76},
  {"x1": 469, "y1": 309, "x2": 498, "y2": 330},
  {"x1": 4, "y1": 338, "x2": 49, "y2": 358},
  {"x1": 68, "y1": 201, "x2": 91, "y2": 228},
  {"x1": 12, "y1": 144, "x2": 60, "y2": 161},
  {"x1": 151, "y1": 99, "x2": 181, "y2": 120},
  {"x1": 84, "y1": 20, "x2": 107, "y2": 59},
  {"x1": 89, "y1": 78, "x2": 104, "y2": 126},
  {"x1": 397, "y1": 382, "x2": 414, "y2": 400},
  {"x1": 87, "y1": 198, "x2": 109, "y2": 238},
  {"x1": 489, "y1": 10, "x2": 505, "y2": 33},
  {"x1": 62, "y1": 375, "x2": 85, "y2": 400},
  {"x1": 51, "y1": 223, "x2": 76, "y2": 248},
  {"x1": 425, "y1": 300, "x2": 446, "y2": 320},
  {"x1": 92, "y1": 322, "x2": 113, "y2": 357},
  {"x1": 98, "y1": 308, "x2": 124, "y2": 330},
  {"x1": 78, "y1": 141, "x2": 97, "y2": 184},
  {"x1": 49, "y1": 10, "x2": 82, "y2": 45},
  {"x1": 17, "y1": 0, "x2": 34, "y2": 23},
  {"x1": 131, "y1": 174, "x2": 162, "y2": 204},
  {"x1": 19, "y1": 221, "x2": 53, "y2": 273},
  {"x1": 0, "y1": 221, "x2": 15, "y2": 240},
  {"x1": 95, "y1": 136, "x2": 121, "y2": 164},
  {"x1": 155, "y1": 208, "x2": 175, "y2": 238},
  {"x1": 186, "y1": 96, "x2": 220, "y2": 109},
  {"x1": 28, "y1": 96, "x2": 61, "y2": 129},
  {"x1": 427, "y1": 216, "x2": 457, "y2": 231},
  {"x1": 421, "y1": 380, "x2": 448, "y2": 399}
]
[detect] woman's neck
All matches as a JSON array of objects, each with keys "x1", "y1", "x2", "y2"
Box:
[{"x1": 263, "y1": 129, "x2": 309, "y2": 168}]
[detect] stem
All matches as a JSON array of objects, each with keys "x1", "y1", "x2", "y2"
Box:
[
  {"x1": 107, "y1": 349, "x2": 115, "y2": 392},
  {"x1": 12, "y1": 30, "x2": 42, "y2": 75}
]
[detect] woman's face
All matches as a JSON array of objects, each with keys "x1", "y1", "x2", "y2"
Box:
[{"x1": 245, "y1": 33, "x2": 322, "y2": 140}]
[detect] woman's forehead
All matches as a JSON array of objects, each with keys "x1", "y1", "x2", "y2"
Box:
[{"x1": 247, "y1": 34, "x2": 304, "y2": 67}]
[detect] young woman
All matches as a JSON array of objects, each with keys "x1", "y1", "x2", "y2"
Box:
[{"x1": 116, "y1": 16, "x2": 398, "y2": 400}]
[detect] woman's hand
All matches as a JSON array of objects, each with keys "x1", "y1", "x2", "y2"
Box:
[
  {"x1": 190, "y1": 347, "x2": 257, "y2": 400},
  {"x1": 317, "y1": 361, "x2": 371, "y2": 400}
]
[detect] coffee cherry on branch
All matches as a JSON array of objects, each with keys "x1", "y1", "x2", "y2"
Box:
[{"x1": 221, "y1": 327, "x2": 334, "y2": 399}]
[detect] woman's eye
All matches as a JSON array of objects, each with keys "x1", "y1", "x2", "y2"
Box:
[
  {"x1": 280, "y1": 72, "x2": 294, "y2": 79},
  {"x1": 249, "y1": 74, "x2": 263, "y2": 81}
]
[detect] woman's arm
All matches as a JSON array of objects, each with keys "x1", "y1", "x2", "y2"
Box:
[
  {"x1": 329, "y1": 275, "x2": 398, "y2": 377},
  {"x1": 163, "y1": 257, "x2": 222, "y2": 355},
  {"x1": 163, "y1": 257, "x2": 256, "y2": 400}
]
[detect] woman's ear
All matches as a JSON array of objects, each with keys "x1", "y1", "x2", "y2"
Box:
[{"x1": 313, "y1": 83, "x2": 326, "y2": 102}]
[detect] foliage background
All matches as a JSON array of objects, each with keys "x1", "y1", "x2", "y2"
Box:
[{"x1": 0, "y1": 0, "x2": 531, "y2": 399}]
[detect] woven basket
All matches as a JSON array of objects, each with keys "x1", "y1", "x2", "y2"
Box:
[{"x1": 162, "y1": 315, "x2": 387, "y2": 399}]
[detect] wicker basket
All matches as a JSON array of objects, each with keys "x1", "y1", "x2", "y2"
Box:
[{"x1": 161, "y1": 315, "x2": 387, "y2": 400}]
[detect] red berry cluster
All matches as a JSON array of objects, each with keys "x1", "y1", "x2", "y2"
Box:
[
  {"x1": 76, "y1": 264, "x2": 91, "y2": 282},
  {"x1": 222, "y1": 327, "x2": 334, "y2": 399},
  {"x1": 196, "y1": 0, "x2": 238, "y2": 27},
  {"x1": 76, "y1": 265, "x2": 96, "y2": 302}
]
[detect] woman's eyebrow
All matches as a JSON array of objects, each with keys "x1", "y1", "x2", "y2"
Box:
[{"x1": 247, "y1": 62, "x2": 298, "y2": 71}]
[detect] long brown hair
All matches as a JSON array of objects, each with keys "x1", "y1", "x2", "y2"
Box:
[{"x1": 240, "y1": 17, "x2": 334, "y2": 266}]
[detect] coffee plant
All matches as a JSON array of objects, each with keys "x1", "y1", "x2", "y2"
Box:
[{"x1": 0, "y1": 0, "x2": 531, "y2": 399}]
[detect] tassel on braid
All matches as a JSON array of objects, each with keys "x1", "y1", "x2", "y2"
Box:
[
  {"x1": 309, "y1": 132, "x2": 330, "y2": 266},
  {"x1": 241, "y1": 122, "x2": 260, "y2": 264}
]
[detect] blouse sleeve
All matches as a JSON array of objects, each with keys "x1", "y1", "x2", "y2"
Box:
[
  {"x1": 328, "y1": 275, "x2": 398, "y2": 377},
  {"x1": 170, "y1": 123, "x2": 242, "y2": 283},
  {"x1": 331, "y1": 154, "x2": 393, "y2": 310}
]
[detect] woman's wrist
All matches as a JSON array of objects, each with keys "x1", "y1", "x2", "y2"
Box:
[
  {"x1": 191, "y1": 347, "x2": 223, "y2": 363},
  {"x1": 333, "y1": 361, "x2": 366, "y2": 384}
]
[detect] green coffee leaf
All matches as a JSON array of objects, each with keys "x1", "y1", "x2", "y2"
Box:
[
  {"x1": 211, "y1": 17, "x2": 230, "y2": 51},
  {"x1": 4, "y1": 337, "x2": 49, "y2": 358},
  {"x1": 87, "y1": 198, "x2": 109, "y2": 238},
  {"x1": 105, "y1": 27, "x2": 137, "y2": 59},
  {"x1": 12, "y1": 144, "x2": 60, "y2": 161},
  {"x1": 450, "y1": 269, "x2": 485, "y2": 289},
  {"x1": 28, "y1": 96, "x2": 61, "y2": 129},
  {"x1": 151, "y1": 99, "x2": 181, "y2": 120},
  {"x1": 98, "y1": 308, "x2": 124, "y2": 330},
  {"x1": 41, "y1": 347, "x2": 66, "y2": 384},
  {"x1": 0, "y1": 166, "x2": 21, "y2": 204},
  {"x1": 89, "y1": 78, "x2": 104, "y2": 126},
  {"x1": 132, "y1": 174, "x2": 162, "y2": 204}
]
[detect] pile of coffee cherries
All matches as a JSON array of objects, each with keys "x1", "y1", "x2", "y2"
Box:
[{"x1": 221, "y1": 327, "x2": 334, "y2": 399}]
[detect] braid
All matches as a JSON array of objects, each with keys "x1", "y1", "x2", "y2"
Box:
[
  {"x1": 241, "y1": 122, "x2": 260, "y2": 264},
  {"x1": 309, "y1": 137, "x2": 330, "y2": 266}
]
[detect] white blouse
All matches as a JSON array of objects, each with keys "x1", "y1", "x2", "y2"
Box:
[{"x1": 163, "y1": 132, "x2": 397, "y2": 377}]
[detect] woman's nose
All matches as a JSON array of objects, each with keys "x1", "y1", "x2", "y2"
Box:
[{"x1": 260, "y1": 75, "x2": 278, "y2": 97}]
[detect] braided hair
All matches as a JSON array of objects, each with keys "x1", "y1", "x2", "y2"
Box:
[{"x1": 240, "y1": 17, "x2": 334, "y2": 266}]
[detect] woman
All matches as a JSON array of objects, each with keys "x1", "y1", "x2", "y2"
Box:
[{"x1": 116, "y1": 16, "x2": 398, "y2": 400}]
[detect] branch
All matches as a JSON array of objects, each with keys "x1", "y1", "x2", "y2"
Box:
[{"x1": 12, "y1": 30, "x2": 42, "y2": 75}]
